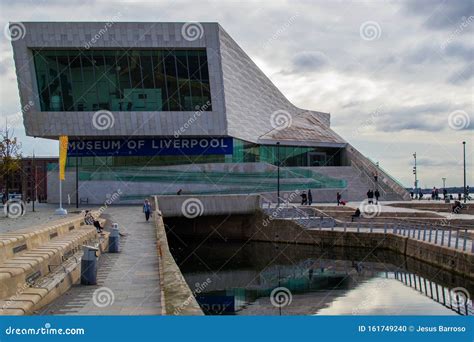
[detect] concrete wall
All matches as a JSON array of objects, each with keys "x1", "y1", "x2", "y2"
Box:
[
  {"x1": 153, "y1": 198, "x2": 203, "y2": 315},
  {"x1": 163, "y1": 209, "x2": 474, "y2": 279},
  {"x1": 11, "y1": 22, "x2": 226, "y2": 138},
  {"x1": 155, "y1": 194, "x2": 260, "y2": 217},
  {"x1": 218, "y1": 26, "x2": 341, "y2": 145}
]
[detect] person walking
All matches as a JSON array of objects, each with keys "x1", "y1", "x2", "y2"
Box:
[
  {"x1": 367, "y1": 189, "x2": 374, "y2": 204},
  {"x1": 374, "y1": 189, "x2": 380, "y2": 204},
  {"x1": 143, "y1": 199, "x2": 152, "y2": 222},
  {"x1": 307, "y1": 189, "x2": 313, "y2": 206},
  {"x1": 336, "y1": 192, "x2": 342, "y2": 206},
  {"x1": 300, "y1": 191, "x2": 307, "y2": 205}
]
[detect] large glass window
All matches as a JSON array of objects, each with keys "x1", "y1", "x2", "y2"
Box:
[
  {"x1": 33, "y1": 49, "x2": 212, "y2": 112},
  {"x1": 66, "y1": 138, "x2": 344, "y2": 169}
]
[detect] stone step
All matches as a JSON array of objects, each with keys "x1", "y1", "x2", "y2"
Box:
[
  {"x1": 0, "y1": 229, "x2": 110, "y2": 315},
  {"x1": 0, "y1": 226, "x2": 99, "y2": 300},
  {"x1": 0, "y1": 211, "x2": 102, "y2": 264}
]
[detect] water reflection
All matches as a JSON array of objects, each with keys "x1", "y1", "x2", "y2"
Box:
[{"x1": 169, "y1": 239, "x2": 473, "y2": 316}]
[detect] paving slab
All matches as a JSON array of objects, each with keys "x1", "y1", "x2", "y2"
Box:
[{"x1": 34, "y1": 206, "x2": 162, "y2": 315}]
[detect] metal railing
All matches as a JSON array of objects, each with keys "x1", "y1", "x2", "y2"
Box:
[
  {"x1": 393, "y1": 271, "x2": 472, "y2": 316},
  {"x1": 312, "y1": 221, "x2": 473, "y2": 254}
]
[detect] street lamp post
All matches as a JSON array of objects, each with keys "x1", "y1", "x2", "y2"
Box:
[
  {"x1": 413, "y1": 153, "x2": 418, "y2": 197},
  {"x1": 276, "y1": 142, "x2": 281, "y2": 207},
  {"x1": 32, "y1": 151, "x2": 36, "y2": 212},
  {"x1": 463, "y1": 141, "x2": 466, "y2": 203},
  {"x1": 75, "y1": 155, "x2": 79, "y2": 209}
]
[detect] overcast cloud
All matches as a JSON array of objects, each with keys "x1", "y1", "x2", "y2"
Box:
[{"x1": 0, "y1": 0, "x2": 472, "y2": 188}]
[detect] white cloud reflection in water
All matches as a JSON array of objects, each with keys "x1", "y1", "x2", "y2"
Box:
[{"x1": 315, "y1": 277, "x2": 458, "y2": 316}]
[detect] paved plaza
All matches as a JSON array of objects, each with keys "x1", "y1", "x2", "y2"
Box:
[{"x1": 31, "y1": 206, "x2": 162, "y2": 315}]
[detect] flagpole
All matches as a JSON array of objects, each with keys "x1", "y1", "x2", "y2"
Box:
[{"x1": 55, "y1": 137, "x2": 67, "y2": 215}]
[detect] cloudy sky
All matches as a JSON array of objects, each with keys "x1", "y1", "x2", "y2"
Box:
[{"x1": 0, "y1": 0, "x2": 472, "y2": 188}]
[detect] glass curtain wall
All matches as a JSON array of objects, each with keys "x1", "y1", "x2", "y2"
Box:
[
  {"x1": 33, "y1": 49, "x2": 212, "y2": 112},
  {"x1": 66, "y1": 139, "x2": 342, "y2": 169}
]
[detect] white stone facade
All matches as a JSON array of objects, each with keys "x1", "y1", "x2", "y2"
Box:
[{"x1": 11, "y1": 22, "x2": 344, "y2": 146}]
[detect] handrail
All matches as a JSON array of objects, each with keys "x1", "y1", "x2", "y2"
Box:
[
  {"x1": 347, "y1": 145, "x2": 410, "y2": 200},
  {"x1": 351, "y1": 161, "x2": 388, "y2": 197}
]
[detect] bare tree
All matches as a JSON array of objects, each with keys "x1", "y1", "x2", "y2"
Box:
[{"x1": 0, "y1": 120, "x2": 22, "y2": 203}]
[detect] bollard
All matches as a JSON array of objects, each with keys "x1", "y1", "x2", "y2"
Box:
[
  {"x1": 455, "y1": 229, "x2": 460, "y2": 249},
  {"x1": 423, "y1": 225, "x2": 427, "y2": 241},
  {"x1": 434, "y1": 228, "x2": 438, "y2": 244},
  {"x1": 440, "y1": 229, "x2": 445, "y2": 246},
  {"x1": 384, "y1": 223, "x2": 387, "y2": 234},
  {"x1": 109, "y1": 223, "x2": 120, "y2": 253},
  {"x1": 81, "y1": 245, "x2": 99, "y2": 285},
  {"x1": 448, "y1": 229, "x2": 452, "y2": 247},
  {"x1": 417, "y1": 225, "x2": 421, "y2": 240},
  {"x1": 428, "y1": 226, "x2": 432, "y2": 242}
]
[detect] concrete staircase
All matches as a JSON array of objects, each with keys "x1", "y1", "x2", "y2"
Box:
[
  {"x1": 307, "y1": 166, "x2": 405, "y2": 201},
  {"x1": 0, "y1": 212, "x2": 108, "y2": 315}
]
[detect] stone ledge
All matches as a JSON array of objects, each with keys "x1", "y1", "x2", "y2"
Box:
[
  {"x1": 0, "y1": 210, "x2": 102, "y2": 263},
  {"x1": 153, "y1": 197, "x2": 203, "y2": 316},
  {"x1": 0, "y1": 227, "x2": 97, "y2": 300}
]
